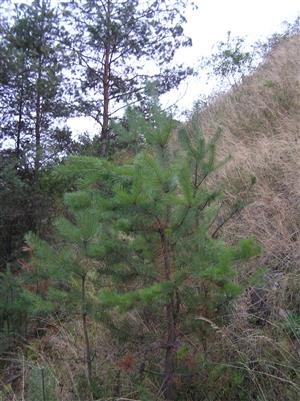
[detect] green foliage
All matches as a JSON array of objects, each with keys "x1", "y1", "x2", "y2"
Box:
[
  {"x1": 283, "y1": 311, "x2": 300, "y2": 339},
  {"x1": 99, "y1": 282, "x2": 173, "y2": 313},
  {"x1": 0, "y1": 0, "x2": 72, "y2": 166},
  {"x1": 0, "y1": 156, "x2": 30, "y2": 265},
  {"x1": 62, "y1": 0, "x2": 193, "y2": 150},
  {"x1": 0, "y1": 386, "x2": 15, "y2": 401},
  {"x1": 234, "y1": 238, "x2": 262, "y2": 260},
  {"x1": 26, "y1": 366, "x2": 56, "y2": 401},
  {"x1": 25, "y1": 103, "x2": 260, "y2": 399},
  {"x1": 0, "y1": 265, "x2": 25, "y2": 352},
  {"x1": 204, "y1": 31, "x2": 254, "y2": 88}
]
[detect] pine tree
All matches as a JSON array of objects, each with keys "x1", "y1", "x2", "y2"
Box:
[
  {"x1": 94, "y1": 107, "x2": 259, "y2": 400},
  {"x1": 24, "y1": 156, "x2": 126, "y2": 395},
  {"x1": 26, "y1": 207, "x2": 102, "y2": 390},
  {"x1": 0, "y1": 0, "x2": 72, "y2": 171},
  {"x1": 27, "y1": 104, "x2": 260, "y2": 400},
  {"x1": 62, "y1": 0, "x2": 193, "y2": 155}
]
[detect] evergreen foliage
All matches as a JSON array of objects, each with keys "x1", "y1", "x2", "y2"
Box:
[
  {"x1": 26, "y1": 105, "x2": 260, "y2": 400},
  {"x1": 62, "y1": 0, "x2": 194, "y2": 154},
  {"x1": 0, "y1": 0, "x2": 72, "y2": 170},
  {"x1": 1, "y1": 5, "x2": 297, "y2": 399}
]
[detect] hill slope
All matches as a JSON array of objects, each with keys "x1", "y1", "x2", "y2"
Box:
[
  {"x1": 189, "y1": 33, "x2": 300, "y2": 399},
  {"x1": 6, "y1": 31, "x2": 300, "y2": 401},
  {"x1": 198, "y1": 33, "x2": 299, "y2": 280}
]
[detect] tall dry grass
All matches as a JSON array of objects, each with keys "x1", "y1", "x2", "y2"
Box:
[
  {"x1": 195, "y1": 33, "x2": 300, "y2": 279},
  {"x1": 185, "y1": 32, "x2": 300, "y2": 401}
]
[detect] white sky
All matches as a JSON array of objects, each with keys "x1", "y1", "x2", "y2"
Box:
[
  {"x1": 160, "y1": 0, "x2": 300, "y2": 112},
  {"x1": 70, "y1": 0, "x2": 299, "y2": 134},
  {"x1": 7, "y1": 0, "x2": 300, "y2": 134}
]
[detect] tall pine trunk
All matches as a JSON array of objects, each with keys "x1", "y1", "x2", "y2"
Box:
[
  {"x1": 100, "y1": 43, "x2": 110, "y2": 156},
  {"x1": 35, "y1": 93, "x2": 41, "y2": 172},
  {"x1": 100, "y1": 0, "x2": 111, "y2": 156},
  {"x1": 16, "y1": 65, "x2": 25, "y2": 156},
  {"x1": 34, "y1": 54, "x2": 42, "y2": 173}
]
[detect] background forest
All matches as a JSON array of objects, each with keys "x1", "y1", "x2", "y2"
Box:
[{"x1": 0, "y1": 1, "x2": 299, "y2": 400}]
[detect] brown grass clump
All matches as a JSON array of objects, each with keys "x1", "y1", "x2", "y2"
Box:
[{"x1": 12, "y1": 318, "x2": 128, "y2": 401}]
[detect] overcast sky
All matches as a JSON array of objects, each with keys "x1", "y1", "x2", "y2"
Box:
[
  {"x1": 161, "y1": 0, "x2": 300, "y2": 112},
  {"x1": 8, "y1": 0, "x2": 300, "y2": 132},
  {"x1": 77, "y1": 0, "x2": 299, "y2": 133}
]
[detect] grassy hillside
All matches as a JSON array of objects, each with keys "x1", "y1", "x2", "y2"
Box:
[
  {"x1": 3, "y1": 32, "x2": 300, "y2": 401},
  {"x1": 189, "y1": 32, "x2": 300, "y2": 399},
  {"x1": 174, "y1": 31, "x2": 300, "y2": 399},
  {"x1": 198, "y1": 32, "x2": 299, "y2": 277}
]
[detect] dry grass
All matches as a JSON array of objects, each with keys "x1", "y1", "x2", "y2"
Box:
[
  {"x1": 14, "y1": 315, "x2": 161, "y2": 401},
  {"x1": 5, "y1": 318, "x2": 122, "y2": 401},
  {"x1": 182, "y1": 33, "x2": 300, "y2": 400},
  {"x1": 194, "y1": 33, "x2": 300, "y2": 279}
]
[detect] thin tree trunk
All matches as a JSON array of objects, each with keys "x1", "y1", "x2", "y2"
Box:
[
  {"x1": 81, "y1": 274, "x2": 92, "y2": 387},
  {"x1": 100, "y1": 44, "x2": 110, "y2": 156},
  {"x1": 41, "y1": 367, "x2": 46, "y2": 401},
  {"x1": 100, "y1": 0, "x2": 111, "y2": 156},
  {"x1": 34, "y1": 55, "x2": 42, "y2": 173},
  {"x1": 160, "y1": 229, "x2": 178, "y2": 401},
  {"x1": 16, "y1": 70, "x2": 25, "y2": 155},
  {"x1": 35, "y1": 93, "x2": 41, "y2": 171},
  {"x1": 164, "y1": 300, "x2": 177, "y2": 401}
]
